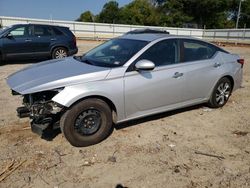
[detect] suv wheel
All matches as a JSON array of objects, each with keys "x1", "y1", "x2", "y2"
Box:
[
  {"x1": 52, "y1": 47, "x2": 68, "y2": 59},
  {"x1": 208, "y1": 77, "x2": 232, "y2": 108},
  {"x1": 60, "y1": 99, "x2": 113, "y2": 147}
]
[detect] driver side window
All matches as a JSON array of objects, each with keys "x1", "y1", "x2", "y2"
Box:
[
  {"x1": 137, "y1": 39, "x2": 179, "y2": 67},
  {"x1": 9, "y1": 26, "x2": 27, "y2": 38}
]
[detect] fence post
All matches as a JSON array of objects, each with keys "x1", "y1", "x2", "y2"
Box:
[
  {"x1": 94, "y1": 23, "x2": 96, "y2": 39},
  {"x1": 203, "y1": 25, "x2": 206, "y2": 40},
  {"x1": 238, "y1": 29, "x2": 240, "y2": 43},
  {"x1": 73, "y1": 22, "x2": 75, "y2": 34},
  {"x1": 243, "y1": 24, "x2": 246, "y2": 40},
  {"x1": 228, "y1": 31, "x2": 231, "y2": 43}
]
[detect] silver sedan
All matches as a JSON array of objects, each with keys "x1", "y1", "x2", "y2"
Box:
[{"x1": 6, "y1": 31, "x2": 244, "y2": 147}]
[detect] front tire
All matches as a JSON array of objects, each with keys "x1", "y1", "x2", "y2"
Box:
[
  {"x1": 208, "y1": 77, "x2": 232, "y2": 108},
  {"x1": 60, "y1": 99, "x2": 113, "y2": 147}
]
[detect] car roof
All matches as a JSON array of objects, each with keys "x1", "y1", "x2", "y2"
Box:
[
  {"x1": 11, "y1": 23, "x2": 67, "y2": 28},
  {"x1": 119, "y1": 33, "x2": 197, "y2": 42}
]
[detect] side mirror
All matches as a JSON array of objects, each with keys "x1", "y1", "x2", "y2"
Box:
[{"x1": 135, "y1": 59, "x2": 155, "y2": 71}]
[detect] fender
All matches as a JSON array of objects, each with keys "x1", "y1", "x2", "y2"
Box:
[{"x1": 52, "y1": 79, "x2": 126, "y2": 121}]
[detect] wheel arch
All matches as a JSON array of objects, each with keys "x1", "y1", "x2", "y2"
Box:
[
  {"x1": 221, "y1": 75, "x2": 234, "y2": 90},
  {"x1": 50, "y1": 45, "x2": 69, "y2": 56},
  {"x1": 66, "y1": 95, "x2": 118, "y2": 123},
  {"x1": 207, "y1": 74, "x2": 235, "y2": 101}
]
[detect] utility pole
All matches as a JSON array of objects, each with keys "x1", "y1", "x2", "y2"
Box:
[{"x1": 236, "y1": 0, "x2": 243, "y2": 29}]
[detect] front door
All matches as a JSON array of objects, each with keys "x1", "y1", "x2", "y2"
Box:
[
  {"x1": 124, "y1": 39, "x2": 186, "y2": 119},
  {"x1": 2, "y1": 25, "x2": 33, "y2": 58}
]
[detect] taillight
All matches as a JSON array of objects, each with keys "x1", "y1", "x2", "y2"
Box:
[{"x1": 237, "y1": 59, "x2": 244, "y2": 67}]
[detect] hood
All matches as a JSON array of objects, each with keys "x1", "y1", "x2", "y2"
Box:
[{"x1": 6, "y1": 57, "x2": 111, "y2": 94}]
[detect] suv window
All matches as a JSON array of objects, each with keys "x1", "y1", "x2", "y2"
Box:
[
  {"x1": 10, "y1": 26, "x2": 27, "y2": 37},
  {"x1": 181, "y1": 39, "x2": 216, "y2": 62},
  {"x1": 34, "y1": 25, "x2": 52, "y2": 36},
  {"x1": 137, "y1": 39, "x2": 178, "y2": 67},
  {"x1": 53, "y1": 27, "x2": 64, "y2": 36}
]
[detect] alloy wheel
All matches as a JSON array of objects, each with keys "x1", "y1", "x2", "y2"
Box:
[
  {"x1": 215, "y1": 82, "x2": 231, "y2": 105},
  {"x1": 55, "y1": 49, "x2": 67, "y2": 59}
]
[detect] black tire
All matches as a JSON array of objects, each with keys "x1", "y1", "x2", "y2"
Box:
[
  {"x1": 208, "y1": 77, "x2": 232, "y2": 108},
  {"x1": 52, "y1": 47, "x2": 68, "y2": 59},
  {"x1": 60, "y1": 99, "x2": 113, "y2": 147}
]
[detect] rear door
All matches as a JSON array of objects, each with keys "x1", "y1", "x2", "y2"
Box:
[
  {"x1": 29, "y1": 25, "x2": 53, "y2": 56},
  {"x1": 179, "y1": 39, "x2": 224, "y2": 101},
  {"x1": 124, "y1": 39, "x2": 186, "y2": 119}
]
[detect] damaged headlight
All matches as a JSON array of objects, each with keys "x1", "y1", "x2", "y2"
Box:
[{"x1": 20, "y1": 88, "x2": 65, "y2": 118}]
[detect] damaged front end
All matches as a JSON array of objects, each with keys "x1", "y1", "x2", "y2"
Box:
[{"x1": 14, "y1": 89, "x2": 64, "y2": 137}]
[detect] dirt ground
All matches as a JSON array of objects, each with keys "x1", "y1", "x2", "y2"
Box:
[{"x1": 0, "y1": 42, "x2": 249, "y2": 188}]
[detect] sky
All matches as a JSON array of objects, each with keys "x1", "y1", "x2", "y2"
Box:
[{"x1": 0, "y1": 0, "x2": 133, "y2": 21}]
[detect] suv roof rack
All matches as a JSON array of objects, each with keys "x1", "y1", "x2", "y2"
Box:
[{"x1": 126, "y1": 28, "x2": 170, "y2": 35}]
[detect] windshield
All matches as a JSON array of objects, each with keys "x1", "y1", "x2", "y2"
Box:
[
  {"x1": 80, "y1": 39, "x2": 148, "y2": 67},
  {"x1": 0, "y1": 26, "x2": 10, "y2": 34}
]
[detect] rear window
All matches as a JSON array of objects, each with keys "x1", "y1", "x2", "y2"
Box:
[{"x1": 181, "y1": 39, "x2": 217, "y2": 62}]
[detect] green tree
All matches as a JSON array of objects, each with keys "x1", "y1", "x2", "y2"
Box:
[
  {"x1": 182, "y1": 0, "x2": 231, "y2": 28},
  {"x1": 76, "y1": 11, "x2": 94, "y2": 22},
  {"x1": 150, "y1": 0, "x2": 166, "y2": 6},
  {"x1": 157, "y1": 0, "x2": 192, "y2": 27},
  {"x1": 239, "y1": 0, "x2": 250, "y2": 28},
  {"x1": 76, "y1": 0, "x2": 250, "y2": 28},
  {"x1": 97, "y1": 1, "x2": 120, "y2": 23},
  {"x1": 228, "y1": 0, "x2": 250, "y2": 28},
  {"x1": 119, "y1": 0, "x2": 160, "y2": 26}
]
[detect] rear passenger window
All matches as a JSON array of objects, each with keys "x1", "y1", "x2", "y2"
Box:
[
  {"x1": 137, "y1": 39, "x2": 178, "y2": 67},
  {"x1": 34, "y1": 26, "x2": 52, "y2": 36},
  {"x1": 181, "y1": 39, "x2": 216, "y2": 62},
  {"x1": 53, "y1": 28, "x2": 64, "y2": 36}
]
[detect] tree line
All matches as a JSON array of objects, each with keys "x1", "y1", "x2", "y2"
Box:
[{"x1": 76, "y1": 0, "x2": 250, "y2": 29}]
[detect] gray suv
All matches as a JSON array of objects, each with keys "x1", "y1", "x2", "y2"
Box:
[
  {"x1": 6, "y1": 31, "x2": 243, "y2": 147},
  {"x1": 0, "y1": 24, "x2": 78, "y2": 61}
]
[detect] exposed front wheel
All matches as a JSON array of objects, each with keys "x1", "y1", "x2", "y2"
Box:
[
  {"x1": 208, "y1": 77, "x2": 232, "y2": 108},
  {"x1": 52, "y1": 47, "x2": 68, "y2": 59},
  {"x1": 60, "y1": 99, "x2": 113, "y2": 147}
]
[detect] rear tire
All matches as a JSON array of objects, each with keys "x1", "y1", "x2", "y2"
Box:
[
  {"x1": 60, "y1": 99, "x2": 113, "y2": 147},
  {"x1": 52, "y1": 47, "x2": 68, "y2": 59},
  {"x1": 208, "y1": 77, "x2": 232, "y2": 108}
]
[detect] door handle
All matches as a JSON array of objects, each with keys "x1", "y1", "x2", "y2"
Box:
[
  {"x1": 51, "y1": 38, "x2": 57, "y2": 41},
  {"x1": 173, "y1": 72, "x2": 184, "y2": 78},
  {"x1": 214, "y1": 62, "x2": 221, "y2": 67},
  {"x1": 25, "y1": 39, "x2": 32, "y2": 42}
]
